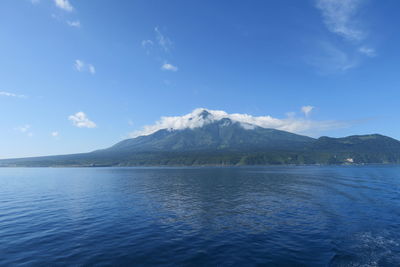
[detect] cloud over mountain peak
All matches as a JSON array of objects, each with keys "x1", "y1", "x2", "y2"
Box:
[{"x1": 130, "y1": 108, "x2": 347, "y2": 138}]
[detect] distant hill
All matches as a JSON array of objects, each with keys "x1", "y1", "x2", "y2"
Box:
[{"x1": 1, "y1": 110, "x2": 400, "y2": 167}]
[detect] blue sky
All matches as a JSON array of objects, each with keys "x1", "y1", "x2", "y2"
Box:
[{"x1": 1, "y1": 0, "x2": 399, "y2": 158}]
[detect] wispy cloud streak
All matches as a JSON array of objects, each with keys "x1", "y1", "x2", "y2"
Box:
[
  {"x1": 67, "y1": 20, "x2": 80, "y2": 28},
  {"x1": 316, "y1": 0, "x2": 364, "y2": 41},
  {"x1": 74, "y1": 60, "x2": 96, "y2": 74},
  {"x1": 313, "y1": 0, "x2": 375, "y2": 73},
  {"x1": 154, "y1": 27, "x2": 173, "y2": 52},
  {"x1": 0, "y1": 91, "x2": 26, "y2": 98}
]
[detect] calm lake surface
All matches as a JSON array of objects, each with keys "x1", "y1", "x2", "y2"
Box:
[{"x1": 1, "y1": 166, "x2": 399, "y2": 266}]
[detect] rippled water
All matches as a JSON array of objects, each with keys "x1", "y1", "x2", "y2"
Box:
[{"x1": 1, "y1": 166, "x2": 400, "y2": 266}]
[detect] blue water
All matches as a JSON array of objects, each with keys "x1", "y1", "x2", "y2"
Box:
[{"x1": 0, "y1": 166, "x2": 400, "y2": 266}]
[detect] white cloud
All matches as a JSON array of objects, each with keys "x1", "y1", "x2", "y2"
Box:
[
  {"x1": 68, "y1": 112, "x2": 96, "y2": 128},
  {"x1": 17, "y1": 125, "x2": 31, "y2": 133},
  {"x1": 358, "y1": 46, "x2": 376, "y2": 57},
  {"x1": 0, "y1": 91, "x2": 26, "y2": 98},
  {"x1": 301, "y1": 106, "x2": 314, "y2": 116},
  {"x1": 74, "y1": 59, "x2": 84, "y2": 71},
  {"x1": 74, "y1": 59, "x2": 96, "y2": 75},
  {"x1": 161, "y1": 63, "x2": 178, "y2": 72},
  {"x1": 54, "y1": 0, "x2": 73, "y2": 12},
  {"x1": 316, "y1": 0, "x2": 364, "y2": 41},
  {"x1": 130, "y1": 108, "x2": 347, "y2": 138},
  {"x1": 67, "y1": 20, "x2": 80, "y2": 28},
  {"x1": 88, "y1": 64, "x2": 96, "y2": 74},
  {"x1": 16, "y1": 125, "x2": 33, "y2": 137},
  {"x1": 155, "y1": 27, "x2": 173, "y2": 52},
  {"x1": 51, "y1": 131, "x2": 59, "y2": 137},
  {"x1": 31, "y1": 0, "x2": 40, "y2": 4}
]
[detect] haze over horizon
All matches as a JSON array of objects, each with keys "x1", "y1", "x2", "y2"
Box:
[{"x1": 1, "y1": 0, "x2": 399, "y2": 158}]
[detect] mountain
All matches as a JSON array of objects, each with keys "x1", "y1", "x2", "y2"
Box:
[
  {"x1": 1, "y1": 110, "x2": 400, "y2": 167},
  {"x1": 106, "y1": 115, "x2": 314, "y2": 153},
  {"x1": 310, "y1": 134, "x2": 400, "y2": 164}
]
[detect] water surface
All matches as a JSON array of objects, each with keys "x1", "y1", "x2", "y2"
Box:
[{"x1": 1, "y1": 166, "x2": 399, "y2": 266}]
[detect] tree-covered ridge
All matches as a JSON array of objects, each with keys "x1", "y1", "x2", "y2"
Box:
[{"x1": 1, "y1": 119, "x2": 400, "y2": 167}]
